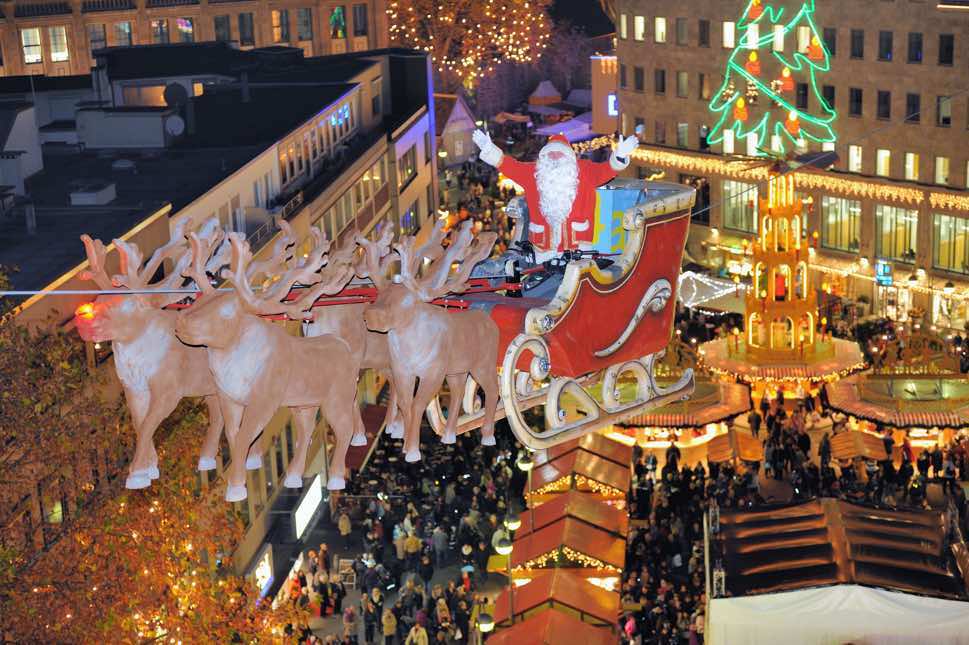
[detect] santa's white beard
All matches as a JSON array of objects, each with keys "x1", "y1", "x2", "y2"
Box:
[{"x1": 535, "y1": 152, "x2": 579, "y2": 251}]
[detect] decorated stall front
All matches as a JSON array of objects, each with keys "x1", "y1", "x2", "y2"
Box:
[
  {"x1": 515, "y1": 490, "x2": 629, "y2": 540},
  {"x1": 492, "y1": 569, "x2": 619, "y2": 629},
  {"x1": 537, "y1": 432, "x2": 633, "y2": 470},
  {"x1": 527, "y1": 449, "x2": 630, "y2": 504},
  {"x1": 707, "y1": 428, "x2": 765, "y2": 464},
  {"x1": 508, "y1": 516, "x2": 625, "y2": 579}
]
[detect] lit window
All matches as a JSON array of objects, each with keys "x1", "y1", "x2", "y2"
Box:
[
  {"x1": 822, "y1": 141, "x2": 835, "y2": 152},
  {"x1": 746, "y1": 23, "x2": 758, "y2": 49},
  {"x1": 114, "y1": 22, "x2": 132, "y2": 47},
  {"x1": 21, "y1": 28, "x2": 42, "y2": 64},
  {"x1": 176, "y1": 18, "x2": 194, "y2": 43},
  {"x1": 619, "y1": 14, "x2": 627, "y2": 39},
  {"x1": 272, "y1": 9, "x2": 290, "y2": 43},
  {"x1": 88, "y1": 24, "x2": 107, "y2": 53},
  {"x1": 676, "y1": 122, "x2": 688, "y2": 147},
  {"x1": 634, "y1": 15, "x2": 645, "y2": 41},
  {"x1": 722, "y1": 129, "x2": 734, "y2": 154},
  {"x1": 49, "y1": 26, "x2": 69, "y2": 62},
  {"x1": 937, "y1": 96, "x2": 952, "y2": 127},
  {"x1": 655, "y1": 17, "x2": 667, "y2": 43},
  {"x1": 723, "y1": 22, "x2": 735, "y2": 48},
  {"x1": 151, "y1": 19, "x2": 169, "y2": 44},
  {"x1": 876, "y1": 204, "x2": 918, "y2": 263},
  {"x1": 297, "y1": 8, "x2": 313, "y2": 41},
  {"x1": 904, "y1": 153, "x2": 919, "y2": 181},
  {"x1": 848, "y1": 145, "x2": 863, "y2": 172},
  {"x1": 876, "y1": 149, "x2": 890, "y2": 177},
  {"x1": 797, "y1": 26, "x2": 810, "y2": 53},
  {"x1": 935, "y1": 156, "x2": 950, "y2": 185},
  {"x1": 745, "y1": 131, "x2": 757, "y2": 156},
  {"x1": 821, "y1": 196, "x2": 861, "y2": 252},
  {"x1": 933, "y1": 213, "x2": 969, "y2": 275},
  {"x1": 723, "y1": 179, "x2": 758, "y2": 233},
  {"x1": 773, "y1": 25, "x2": 784, "y2": 51}
]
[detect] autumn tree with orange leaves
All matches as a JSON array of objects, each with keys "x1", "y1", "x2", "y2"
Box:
[{"x1": 0, "y1": 278, "x2": 307, "y2": 643}]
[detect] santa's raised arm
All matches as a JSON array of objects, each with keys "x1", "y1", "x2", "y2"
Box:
[{"x1": 472, "y1": 129, "x2": 639, "y2": 262}]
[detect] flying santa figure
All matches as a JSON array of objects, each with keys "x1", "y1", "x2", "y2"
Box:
[{"x1": 472, "y1": 129, "x2": 639, "y2": 262}]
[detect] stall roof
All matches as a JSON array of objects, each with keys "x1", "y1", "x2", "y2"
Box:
[
  {"x1": 717, "y1": 498, "x2": 965, "y2": 599},
  {"x1": 530, "y1": 449, "x2": 631, "y2": 494},
  {"x1": 533, "y1": 112, "x2": 593, "y2": 142},
  {"x1": 622, "y1": 382, "x2": 751, "y2": 428},
  {"x1": 528, "y1": 80, "x2": 562, "y2": 105},
  {"x1": 493, "y1": 569, "x2": 620, "y2": 625},
  {"x1": 538, "y1": 432, "x2": 633, "y2": 469},
  {"x1": 825, "y1": 375, "x2": 969, "y2": 430},
  {"x1": 511, "y1": 516, "x2": 626, "y2": 571},
  {"x1": 829, "y1": 430, "x2": 888, "y2": 461},
  {"x1": 486, "y1": 608, "x2": 615, "y2": 645},
  {"x1": 707, "y1": 428, "x2": 764, "y2": 463},
  {"x1": 517, "y1": 491, "x2": 628, "y2": 539}
]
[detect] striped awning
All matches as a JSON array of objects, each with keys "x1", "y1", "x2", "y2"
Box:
[
  {"x1": 707, "y1": 429, "x2": 764, "y2": 463},
  {"x1": 829, "y1": 430, "x2": 889, "y2": 461},
  {"x1": 826, "y1": 376, "x2": 969, "y2": 429},
  {"x1": 622, "y1": 382, "x2": 751, "y2": 428}
]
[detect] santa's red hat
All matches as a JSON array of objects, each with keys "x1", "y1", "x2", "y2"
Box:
[{"x1": 543, "y1": 133, "x2": 574, "y2": 156}]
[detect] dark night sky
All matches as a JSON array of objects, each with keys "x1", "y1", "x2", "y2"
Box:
[{"x1": 551, "y1": 0, "x2": 614, "y2": 36}]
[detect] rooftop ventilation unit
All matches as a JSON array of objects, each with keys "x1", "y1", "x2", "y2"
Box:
[{"x1": 69, "y1": 181, "x2": 116, "y2": 206}]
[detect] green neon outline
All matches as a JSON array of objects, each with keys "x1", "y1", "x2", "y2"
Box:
[{"x1": 707, "y1": 0, "x2": 837, "y2": 156}]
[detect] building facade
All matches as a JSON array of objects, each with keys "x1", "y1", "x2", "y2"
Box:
[
  {"x1": 1, "y1": 43, "x2": 436, "y2": 597},
  {"x1": 0, "y1": 0, "x2": 388, "y2": 77},
  {"x1": 606, "y1": 0, "x2": 969, "y2": 329}
]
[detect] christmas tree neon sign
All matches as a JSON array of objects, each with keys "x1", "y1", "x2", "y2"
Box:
[{"x1": 707, "y1": 0, "x2": 836, "y2": 156}]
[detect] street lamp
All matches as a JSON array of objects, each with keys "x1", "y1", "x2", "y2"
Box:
[
  {"x1": 944, "y1": 281, "x2": 955, "y2": 297},
  {"x1": 503, "y1": 512, "x2": 521, "y2": 532},
  {"x1": 495, "y1": 537, "x2": 513, "y2": 556},
  {"x1": 438, "y1": 149, "x2": 448, "y2": 159},
  {"x1": 478, "y1": 612, "x2": 495, "y2": 633},
  {"x1": 516, "y1": 452, "x2": 535, "y2": 534},
  {"x1": 493, "y1": 536, "x2": 515, "y2": 628}
]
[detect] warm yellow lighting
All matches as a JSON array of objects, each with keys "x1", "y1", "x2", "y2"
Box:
[{"x1": 495, "y1": 537, "x2": 513, "y2": 556}]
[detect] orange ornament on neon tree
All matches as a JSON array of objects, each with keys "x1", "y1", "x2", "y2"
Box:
[
  {"x1": 779, "y1": 67, "x2": 794, "y2": 92},
  {"x1": 749, "y1": 0, "x2": 763, "y2": 19},
  {"x1": 745, "y1": 51, "x2": 761, "y2": 76},
  {"x1": 734, "y1": 98, "x2": 748, "y2": 122}
]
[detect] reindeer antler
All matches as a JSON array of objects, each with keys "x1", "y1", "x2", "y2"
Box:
[
  {"x1": 246, "y1": 217, "x2": 297, "y2": 282},
  {"x1": 112, "y1": 219, "x2": 190, "y2": 290},
  {"x1": 354, "y1": 223, "x2": 396, "y2": 289},
  {"x1": 186, "y1": 230, "x2": 223, "y2": 295},
  {"x1": 221, "y1": 229, "x2": 355, "y2": 320},
  {"x1": 79, "y1": 235, "x2": 116, "y2": 290},
  {"x1": 396, "y1": 224, "x2": 447, "y2": 284},
  {"x1": 405, "y1": 221, "x2": 497, "y2": 302}
]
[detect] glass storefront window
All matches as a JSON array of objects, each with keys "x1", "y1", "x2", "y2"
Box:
[
  {"x1": 722, "y1": 180, "x2": 757, "y2": 233},
  {"x1": 934, "y1": 213, "x2": 969, "y2": 275},
  {"x1": 821, "y1": 195, "x2": 860, "y2": 252},
  {"x1": 875, "y1": 204, "x2": 918, "y2": 263}
]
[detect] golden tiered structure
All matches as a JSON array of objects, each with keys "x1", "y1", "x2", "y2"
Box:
[{"x1": 745, "y1": 172, "x2": 818, "y2": 361}]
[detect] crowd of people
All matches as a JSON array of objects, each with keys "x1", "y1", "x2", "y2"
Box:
[{"x1": 287, "y1": 421, "x2": 529, "y2": 644}]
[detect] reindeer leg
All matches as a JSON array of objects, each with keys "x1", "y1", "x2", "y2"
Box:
[
  {"x1": 392, "y1": 369, "x2": 418, "y2": 460},
  {"x1": 245, "y1": 430, "x2": 266, "y2": 470},
  {"x1": 198, "y1": 394, "x2": 223, "y2": 471},
  {"x1": 125, "y1": 390, "x2": 153, "y2": 489},
  {"x1": 381, "y1": 370, "x2": 404, "y2": 439},
  {"x1": 321, "y1": 385, "x2": 359, "y2": 490},
  {"x1": 441, "y1": 373, "x2": 467, "y2": 445},
  {"x1": 350, "y1": 396, "x2": 368, "y2": 447},
  {"x1": 221, "y1": 400, "x2": 249, "y2": 502},
  {"x1": 128, "y1": 387, "x2": 179, "y2": 485},
  {"x1": 407, "y1": 371, "x2": 445, "y2": 462},
  {"x1": 284, "y1": 407, "x2": 318, "y2": 488},
  {"x1": 471, "y1": 359, "x2": 500, "y2": 447}
]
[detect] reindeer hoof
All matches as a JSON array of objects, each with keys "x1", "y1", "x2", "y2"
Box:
[
  {"x1": 225, "y1": 484, "x2": 248, "y2": 502},
  {"x1": 245, "y1": 454, "x2": 262, "y2": 470},
  {"x1": 441, "y1": 431, "x2": 456, "y2": 445},
  {"x1": 351, "y1": 432, "x2": 368, "y2": 447},
  {"x1": 481, "y1": 434, "x2": 496, "y2": 446},
  {"x1": 387, "y1": 419, "x2": 404, "y2": 438},
  {"x1": 125, "y1": 474, "x2": 151, "y2": 490},
  {"x1": 405, "y1": 449, "x2": 422, "y2": 463},
  {"x1": 327, "y1": 476, "x2": 346, "y2": 490},
  {"x1": 284, "y1": 473, "x2": 304, "y2": 488},
  {"x1": 148, "y1": 465, "x2": 160, "y2": 480},
  {"x1": 197, "y1": 456, "x2": 217, "y2": 471}
]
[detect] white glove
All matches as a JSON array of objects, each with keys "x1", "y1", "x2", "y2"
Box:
[
  {"x1": 472, "y1": 129, "x2": 503, "y2": 168},
  {"x1": 610, "y1": 134, "x2": 638, "y2": 171}
]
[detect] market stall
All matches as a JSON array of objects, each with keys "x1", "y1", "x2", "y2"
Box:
[
  {"x1": 509, "y1": 516, "x2": 625, "y2": 576},
  {"x1": 528, "y1": 449, "x2": 630, "y2": 504},
  {"x1": 483, "y1": 608, "x2": 614, "y2": 645},
  {"x1": 515, "y1": 490, "x2": 628, "y2": 540},
  {"x1": 492, "y1": 569, "x2": 619, "y2": 629}
]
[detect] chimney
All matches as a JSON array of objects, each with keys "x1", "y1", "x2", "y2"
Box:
[
  {"x1": 25, "y1": 203, "x2": 36, "y2": 235},
  {"x1": 241, "y1": 72, "x2": 251, "y2": 103}
]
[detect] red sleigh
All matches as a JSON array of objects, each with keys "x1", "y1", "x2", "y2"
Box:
[{"x1": 420, "y1": 179, "x2": 697, "y2": 449}]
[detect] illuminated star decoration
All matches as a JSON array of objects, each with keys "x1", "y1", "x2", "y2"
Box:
[
  {"x1": 707, "y1": 0, "x2": 836, "y2": 155},
  {"x1": 386, "y1": 0, "x2": 552, "y2": 89}
]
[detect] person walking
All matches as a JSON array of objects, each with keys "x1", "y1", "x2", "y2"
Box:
[
  {"x1": 339, "y1": 510, "x2": 353, "y2": 550},
  {"x1": 747, "y1": 409, "x2": 762, "y2": 440},
  {"x1": 382, "y1": 608, "x2": 397, "y2": 645},
  {"x1": 431, "y1": 525, "x2": 449, "y2": 569}
]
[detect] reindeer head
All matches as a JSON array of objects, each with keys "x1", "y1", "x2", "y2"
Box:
[
  {"x1": 175, "y1": 223, "x2": 355, "y2": 349},
  {"x1": 74, "y1": 219, "x2": 195, "y2": 344},
  {"x1": 362, "y1": 221, "x2": 496, "y2": 333}
]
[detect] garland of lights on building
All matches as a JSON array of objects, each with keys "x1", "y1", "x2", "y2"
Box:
[
  {"x1": 707, "y1": 0, "x2": 836, "y2": 154},
  {"x1": 527, "y1": 474, "x2": 625, "y2": 499},
  {"x1": 514, "y1": 546, "x2": 621, "y2": 573}
]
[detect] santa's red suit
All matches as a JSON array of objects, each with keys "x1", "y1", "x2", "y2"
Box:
[
  {"x1": 474, "y1": 131, "x2": 636, "y2": 258},
  {"x1": 499, "y1": 154, "x2": 616, "y2": 253}
]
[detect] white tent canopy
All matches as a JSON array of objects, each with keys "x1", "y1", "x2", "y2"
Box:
[
  {"x1": 528, "y1": 80, "x2": 562, "y2": 105},
  {"x1": 709, "y1": 585, "x2": 969, "y2": 645},
  {"x1": 534, "y1": 112, "x2": 593, "y2": 142}
]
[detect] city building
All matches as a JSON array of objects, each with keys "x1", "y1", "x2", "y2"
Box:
[
  {"x1": 0, "y1": 0, "x2": 388, "y2": 78},
  {"x1": 598, "y1": 1, "x2": 969, "y2": 329},
  {"x1": 433, "y1": 92, "x2": 476, "y2": 167},
  {"x1": 0, "y1": 41, "x2": 437, "y2": 596}
]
